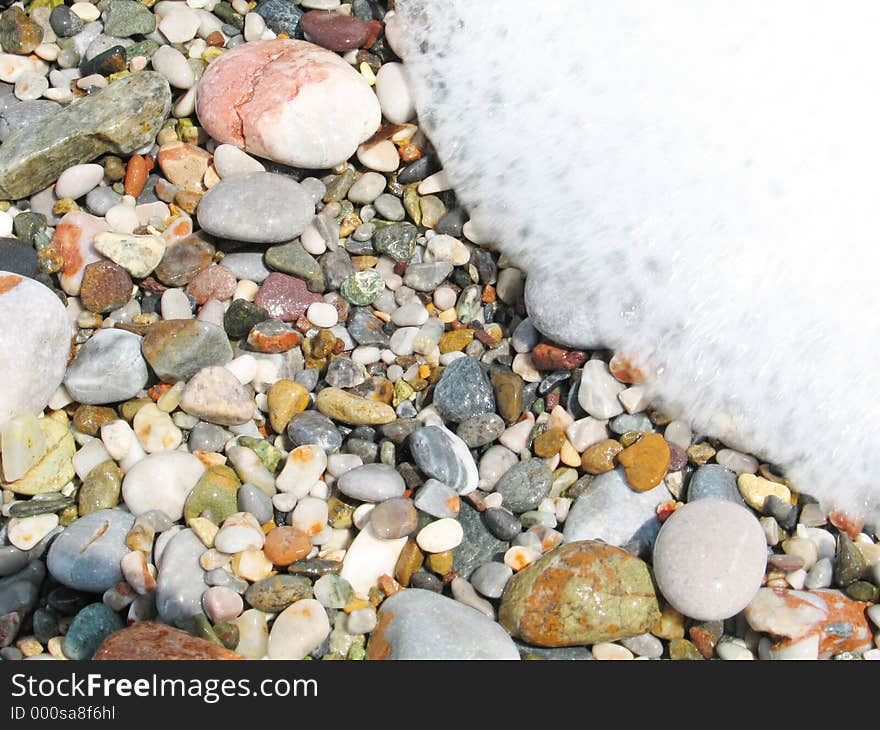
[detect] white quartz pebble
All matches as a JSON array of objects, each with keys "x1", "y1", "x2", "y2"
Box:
[
  {"x1": 202, "y1": 585, "x2": 243, "y2": 623},
  {"x1": 375, "y1": 62, "x2": 415, "y2": 124},
  {"x1": 592, "y1": 642, "x2": 634, "y2": 661},
  {"x1": 151, "y1": 45, "x2": 195, "y2": 89},
  {"x1": 267, "y1": 599, "x2": 330, "y2": 660},
  {"x1": 214, "y1": 512, "x2": 265, "y2": 553},
  {"x1": 356, "y1": 139, "x2": 399, "y2": 172},
  {"x1": 307, "y1": 301, "x2": 338, "y2": 328},
  {"x1": 160, "y1": 288, "x2": 193, "y2": 320},
  {"x1": 7, "y1": 514, "x2": 58, "y2": 551},
  {"x1": 213, "y1": 143, "x2": 265, "y2": 178},
  {"x1": 275, "y1": 445, "x2": 327, "y2": 497},
  {"x1": 159, "y1": 6, "x2": 201, "y2": 43},
  {"x1": 416, "y1": 518, "x2": 464, "y2": 553}
]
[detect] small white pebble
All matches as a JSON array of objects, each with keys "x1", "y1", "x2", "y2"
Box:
[
  {"x1": 0, "y1": 211, "x2": 12, "y2": 237},
  {"x1": 160, "y1": 288, "x2": 193, "y2": 320},
  {"x1": 234, "y1": 279, "x2": 259, "y2": 301},
  {"x1": 592, "y1": 642, "x2": 634, "y2": 661},
  {"x1": 71, "y1": 2, "x2": 100, "y2": 21},
  {"x1": 307, "y1": 301, "x2": 338, "y2": 328},
  {"x1": 14, "y1": 72, "x2": 49, "y2": 100}
]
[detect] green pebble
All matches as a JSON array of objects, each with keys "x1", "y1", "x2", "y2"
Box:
[
  {"x1": 125, "y1": 38, "x2": 161, "y2": 61},
  {"x1": 265, "y1": 241, "x2": 325, "y2": 292},
  {"x1": 9, "y1": 492, "x2": 73, "y2": 518},
  {"x1": 340, "y1": 269, "x2": 385, "y2": 306},
  {"x1": 183, "y1": 465, "x2": 241, "y2": 524},
  {"x1": 175, "y1": 613, "x2": 224, "y2": 646},
  {"x1": 78, "y1": 460, "x2": 123, "y2": 516},
  {"x1": 324, "y1": 167, "x2": 355, "y2": 203},
  {"x1": 223, "y1": 298, "x2": 269, "y2": 340},
  {"x1": 12, "y1": 211, "x2": 46, "y2": 245},
  {"x1": 212, "y1": 622, "x2": 240, "y2": 650},
  {"x1": 373, "y1": 222, "x2": 417, "y2": 263},
  {"x1": 347, "y1": 643, "x2": 366, "y2": 660},
  {"x1": 245, "y1": 575, "x2": 312, "y2": 613},
  {"x1": 237, "y1": 437, "x2": 282, "y2": 473},
  {"x1": 63, "y1": 603, "x2": 124, "y2": 660},
  {"x1": 103, "y1": 0, "x2": 157, "y2": 37},
  {"x1": 845, "y1": 580, "x2": 878, "y2": 602}
]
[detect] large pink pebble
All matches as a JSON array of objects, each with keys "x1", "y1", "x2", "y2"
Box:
[{"x1": 196, "y1": 39, "x2": 382, "y2": 170}]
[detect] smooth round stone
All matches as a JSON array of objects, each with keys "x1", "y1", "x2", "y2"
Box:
[
  {"x1": 307, "y1": 301, "x2": 338, "y2": 328},
  {"x1": 142, "y1": 319, "x2": 233, "y2": 383},
  {"x1": 184, "y1": 465, "x2": 240, "y2": 524},
  {"x1": 347, "y1": 171, "x2": 385, "y2": 203},
  {"x1": 121, "y1": 451, "x2": 207, "y2": 520},
  {"x1": 417, "y1": 517, "x2": 464, "y2": 553},
  {"x1": 151, "y1": 45, "x2": 194, "y2": 89},
  {"x1": 47, "y1": 509, "x2": 134, "y2": 593},
  {"x1": 158, "y1": 6, "x2": 199, "y2": 43},
  {"x1": 197, "y1": 39, "x2": 381, "y2": 169},
  {"x1": 470, "y1": 561, "x2": 513, "y2": 599},
  {"x1": 155, "y1": 528, "x2": 208, "y2": 623},
  {"x1": 202, "y1": 585, "x2": 243, "y2": 624},
  {"x1": 267, "y1": 598, "x2": 330, "y2": 659},
  {"x1": 373, "y1": 196, "x2": 407, "y2": 224},
  {"x1": 0, "y1": 274, "x2": 71, "y2": 429},
  {"x1": 0, "y1": 545, "x2": 29, "y2": 578},
  {"x1": 188, "y1": 421, "x2": 232, "y2": 453},
  {"x1": 653, "y1": 499, "x2": 767, "y2": 621},
  {"x1": 215, "y1": 512, "x2": 265, "y2": 553},
  {"x1": 366, "y1": 588, "x2": 519, "y2": 660},
  {"x1": 402, "y1": 261, "x2": 453, "y2": 292},
  {"x1": 221, "y1": 253, "x2": 270, "y2": 285},
  {"x1": 409, "y1": 425, "x2": 479, "y2": 494},
  {"x1": 85, "y1": 186, "x2": 122, "y2": 216},
  {"x1": 197, "y1": 172, "x2": 314, "y2": 243},
  {"x1": 456, "y1": 413, "x2": 504, "y2": 449},
  {"x1": 368, "y1": 497, "x2": 418, "y2": 539},
  {"x1": 483, "y1": 507, "x2": 522, "y2": 541},
  {"x1": 63, "y1": 329, "x2": 148, "y2": 405},
  {"x1": 179, "y1": 366, "x2": 254, "y2": 426},
  {"x1": 431, "y1": 356, "x2": 495, "y2": 423},
  {"x1": 313, "y1": 574, "x2": 353, "y2": 609},
  {"x1": 324, "y1": 357, "x2": 364, "y2": 388},
  {"x1": 478, "y1": 445, "x2": 519, "y2": 491},
  {"x1": 7, "y1": 513, "x2": 58, "y2": 551},
  {"x1": 55, "y1": 163, "x2": 103, "y2": 200},
  {"x1": 337, "y1": 463, "x2": 405, "y2": 502},
  {"x1": 287, "y1": 410, "x2": 342, "y2": 453},
  {"x1": 687, "y1": 464, "x2": 745, "y2": 505},
  {"x1": 357, "y1": 139, "x2": 399, "y2": 173},
  {"x1": 236, "y1": 482, "x2": 273, "y2": 525},
  {"x1": 275, "y1": 444, "x2": 328, "y2": 497},
  {"x1": 375, "y1": 61, "x2": 415, "y2": 124},
  {"x1": 50, "y1": 5, "x2": 84, "y2": 37},
  {"x1": 63, "y1": 603, "x2": 124, "y2": 660},
  {"x1": 245, "y1": 575, "x2": 312, "y2": 612},
  {"x1": 340, "y1": 269, "x2": 385, "y2": 306},
  {"x1": 563, "y1": 467, "x2": 672, "y2": 555},
  {"x1": 494, "y1": 458, "x2": 553, "y2": 513}
]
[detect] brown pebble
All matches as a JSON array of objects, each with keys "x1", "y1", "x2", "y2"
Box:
[
  {"x1": 532, "y1": 428, "x2": 566, "y2": 458},
  {"x1": 580, "y1": 439, "x2": 624, "y2": 475},
  {"x1": 123, "y1": 154, "x2": 152, "y2": 198},
  {"x1": 73, "y1": 405, "x2": 117, "y2": 436},
  {"x1": 186, "y1": 264, "x2": 237, "y2": 305},
  {"x1": 617, "y1": 433, "x2": 670, "y2": 492},
  {"x1": 93, "y1": 621, "x2": 242, "y2": 660},
  {"x1": 263, "y1": 526, "x2": 312, "y2": 566},
  {"x1": 79, "y1": 260, "x2": 132, "y2": 313},
  {"x1": 686, "y1": 441, "x2": 716, "y2": 465}
]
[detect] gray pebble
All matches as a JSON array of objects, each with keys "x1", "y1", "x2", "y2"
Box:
[
  {"x1": 494, "y1": 458, "x2": 553, "y2": 513},
  {"x1": 413, "y1": 479, "x2": 460, "y2": 519},
  {"x1": 188, "y1": 421, "x2": 231, "y2": 453},
  {"x1": 287, "y1": 410, "x2": 342, "y2": 453},
  {"x1": 470, "y1": 561, "x2": 513, "y2": 599},
  {"x1": 687, "y1": 464, "x2": 745, "y2": 505},
  {"x1": 238, "y1": 483, "x2": 274, "y2": 525}
]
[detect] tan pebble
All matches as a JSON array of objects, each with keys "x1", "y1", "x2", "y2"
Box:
[
  {"x1": 617, "y1": 433, "x2": 670, "y2": 491},
  {"x1": 200, "y1": 548, "x2": 231, "y2": 570},
  {"x1": 532, "y1": 428, "x2": 566, "y2": 458},
  {"x1": 231, "y1": 549, "x2": 274, "y2": 582},
  {"x1": 315, "y1": 387, "x2": 396, "y2": 426},
  {"x1": 737, "y1": 473, "x2": 791, "y2": 512},
  {"x1": 592, "y1": 642, "x2": 634, "y2": 660},
  {"x1": 263, "y1": 526, "x2": 312, "y2": 566},
  {"x1": 580, "y1": 438, "x2": 624, "y2": 475},
  {"x1": 47, "y1": 636, "x2": 67, "y2": 659},
  {"x1": 652, "y1": 603, "x2": 686, "y2": 640},
  {"x1": 687, "y1": 442, "x2": 716, "y2": 465},
  {"x1": 16, "y1": 636, "x2": 43, "y2": 657},
  {"x1": 189, "y1": 516, "x2": 219, "y2": 548}
]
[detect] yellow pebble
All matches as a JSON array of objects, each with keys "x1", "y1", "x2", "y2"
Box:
[
  {"x1": 418, "y1": 364, "x2": 431, "y2": 379},
  {"x1": 737, "y1": 473, "x2": 791, "y2": 512},
  {"x1": 16, "y1": 636, "x2": 43, "y2": 657},
  {"x1": 188, "y1": 516, "x2": 218, "y2": 548},
  {"x1": 359, "y1": 61, "x2": 376, "y2": 85},
  {"x1": 438, "y1": 308, "x2": 457, "y2": 323},
  {"x1": 47, "y1": 636, "x2": 67, "y2": 659},
  {"x1": 344, "y1": 597, "x2": 371, "y2": 614}
]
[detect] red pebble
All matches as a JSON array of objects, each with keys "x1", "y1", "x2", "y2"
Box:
[
  {"x1": 185, "y1": 264, "x2": 237, "y2": 305},
  {"x1": 301, "y1": 10, "x2": 375, "y2": 51},
  {"x1": 667, "y1": 441, "x2": 688, "y2": 472},
  {"x1": 253, "y1": 272, "x2": 323, "y2": 322},
  {"x1": 530, "y1": 342, "x2": 588, "y2": 371}
]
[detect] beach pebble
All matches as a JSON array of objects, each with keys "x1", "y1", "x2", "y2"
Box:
[
  {"x1": 653, "y1": 499, "x2": 767, "y2": 620},
  {"x1": 156, "y1": 528, "x2": 208, "y2": 624},
  {"x1": 122, "y1": 451, "x2": 206, "y2": 520},
  {"x1": 375, "y1": 61, "x2": 415, "y2": 124},
  {"x1": 367, "y1": 588, "x2": 519, "y2": 660},
  {"x1": 55, "y1": 163, "x2": 103, "y2": 200},
  {"x1": 214, "y1": 512, "x2": 265, "y2": 554},
  {"x1": 416, "y1": 518, "x2": 464, "y2": 553},
  {"x1": 197, "y1": 39, "x2": 380, "y2": 169},
  {"x1": 410, "y1": 424, "x2": 479, "y2": 495},
  {"x1": 7, "y1": 514, "x2": 59, "y2": 551},
  {"x1": 577, "y1": 360, "x2": 625, "y2": 419},
  {"x1": 64, "y1": 329, "x2": 147, "y2": 405},
  {"x1": 494, "y1": 458, "x2": 553, "y2": 513},
  {"x1": 337, "y1": 462, "x2": 405, "y2": 502},
  {"x1": 267, "y1": 598, "x2": 330, "y2": 660},
  {"x1": 0, "y1": 274, "x2": 71, "y2": 429},
  {"x1": 340, "y1": 522, "x2": 408, "y2": 598},
  {"x1": 179, "y1": 366, "x2": 254, "y2": 426}
]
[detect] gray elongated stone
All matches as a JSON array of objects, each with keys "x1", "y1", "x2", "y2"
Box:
[
  {"x1": 64, "y1": 328, "x2": 148, "y2": 405},
  {"x1": 409, "y1": 425, "x2": 478, "y2": 494},
  {"x1": 46, "y1": 509, "x2": 134, "y2": 593},
  {"x1": 453, "y1": 501, "x2": 509, "y2": 578},
  {"x1": 470, "y1": 561, "x2": 513, "y2": 599},
  {"x1": 563, "y1": 467, "x2": 672, "y2": 555},
  {"x1": 494, "y1": 458, "x2": 553, "y2": 513},
  {"x1": 196, "y1": 172, "x2": 315, "y2": 243},
  {"x1": 367, "y1": 588, "x2": 519, "y2": 660},
  {"x1": 413, "y1": 479, "x2": 460, "y2": 519},
  {"x1": 237, "y1": 482, "x2": 273, "y2": 525},
  {"x1": 431, "y1": 356, "x2": 495, "y2": 422},
  {"x1": 337, "y1": 463, "x2": 405, "y2": 502},
  {"x1": 687, "y1": 464, "x2": 745, "y2": 505},
  {"x1": 0, "y1": 72, "x2": 171, "y2": 200},
  {"x1": 0, "y1": 100, "x2": 60, "y2": 142},
  {"x1": 156, "y1": 528, "x2": 208, "y2": 623}
]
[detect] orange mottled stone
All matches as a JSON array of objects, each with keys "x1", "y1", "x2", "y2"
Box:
[
  {"x1": 617, "y1": 433, "x2": 670, "y2": 491},
  {"x1": 93, "y1": 622, "x2": 243, "y2": 660}
]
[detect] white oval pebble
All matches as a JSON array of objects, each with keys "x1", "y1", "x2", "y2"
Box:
[
  {"x1": 213, "y1": 144, "x2": 265, "y2": 178},
  {"x1": 307, "y1": 301, "x2": 338, "y2": 328},
  {"x1": 267, "y1": 598, "x2": 330, "y2": 660},
  {"x1": 202, "y1": 585, "x2": 243, "y2": 623},
  {"x1": 275, "y1": 444, "x2": 327, "y2": 497},
  {"x1": 290, "y1": 497, "x2": 328, "y2": 537},
  {"x1": 54, "y1": 164, "x2": 103, "y2": 201},
  {"x1": 159, "y1": 6, "x2": 201, "y2": 43},
  {"x1": 133, "y1": 403, "x2": 182, "y2": 453},
  {"x1": 416, "y1": 517, "x2": 463, "y2": 553},
  {"x1": 151, "y1": 45, "x2": 195, "y2": 89},
  {"x1": 356, "y1": 139, "x2": 399, "y2": 173},
  {"x1": 375, "y1": 61, "x2": 414, "y2": 124},
  {"x1": 160, "y1": 288, "x2": 193, "y2": 320},
  {"x1": 70, "y1": 2, "x2": 100, "y2": 20},
  {"x1": 592, "y1": 642, "x2": 634, "y2": 661},
  {"x1": 347, "y1": 171, "x2": 385, "y2": 204},
  {"x1": 214, "y1": 512, "x2": 265, "y2": 553}
]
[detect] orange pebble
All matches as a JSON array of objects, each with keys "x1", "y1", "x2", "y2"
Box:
[
  {"x1": 263, "y1": 526, "x2": 312, "y2": 566},
  {"x1": 124, "y1": 154, "x2": 153, "y2": 198}
]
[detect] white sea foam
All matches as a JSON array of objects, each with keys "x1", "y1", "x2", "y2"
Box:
[{"x1": 392, "y1": 0, "x2": 880, "y2": 524}]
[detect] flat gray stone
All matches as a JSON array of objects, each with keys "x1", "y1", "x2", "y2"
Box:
[
  {"x1": 368, "y1": 588, "x2": 519, "y2": 660},
  {"x1": 197, "y1": 172, "x2": 315, "y2": 243},
  {"x1": 563, "y1": 467, "x2": 672, "y2": 555},
  {"x1": 64, "y1": 328, "x2": 148, "y2": 404},
  {"x1": 337, "y1": 463, "x2": 405, "y2": 503},
  {"x1": 47, "y1": 509, "x2": 134, "y2": 593}
]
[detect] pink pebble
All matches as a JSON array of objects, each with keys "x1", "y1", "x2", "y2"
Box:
[{"x1": 202, "y1": 585, "x2": 243, "y2": 624}]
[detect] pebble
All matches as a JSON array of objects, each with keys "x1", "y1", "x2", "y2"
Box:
[
  {"x1": 133, "y1": 403, "x2": 182, "y2": 453},
  {"x1": 337, "y1": 462, "x2": 405, "y2": 502},
  {"x1": 202, "y1": 586, "x2": 243, "y2": 624},
  {"x1": 500, "y1": 541, "x2": 659, "y2": 646},
  {"x1": 653, "y1": 499, "x2": 767, "y2": 620},
  {"x1": 254, "y1": 272, "x2": 323, "y2": 322},
  {"x1": 142, "y1": 319, "x2": 233, "y2": 383},
  {"x1": 55, "y1": 163, "x2": 104, "y2": 201},
  {"x1": 63, "y1": 329, "x2": 147, "y2": 405},
  {"x1": 412, "y1": 480, "x2": 460, "y2": 519},
  {"x1": 369, "y1": 497, "x2": 418, "y2": 538},
  {"x1": 403, "y1": 261, "x2": 453, "y2": 291},
  {"x1": 213, "y1": 144, "x2": 265, "y2": 178},
  {"x1": 431, "y1": 356, "x2": 495, "y2": 423},
  {"x1": 197, "y1": 172, "x2": 314, "y2": 243},
  {"x1": 267, "y1": 598, "x2": 330, "y2": 660},
  {"x1": 745, "y1": 587, "x2": 872, "y2": 659},
  {"x1": 494, "y1": 458, "x2": 553, "y2": 513},
  {"x1": 417, "y1": 518, "x2": 464, "y2": 553},
  {"x1": 307, "y1": 301, "x2": 338, "y2": 328},
  {"x1": 0, "y1": 274, "x2": 71, "y2": 429},
  {"x1": 197, "y1": 39, "x2": 380, "y2": 169},
  {"x1": 577, "y1": 360, "x2": 625, "y2": 419},
  {"x1": 184, "y1": 465, "x2": 240, "y2": 524},
  {"x1": 687, "y1": 464, "x2": 745, "y2": 505},
  {"x1": 287, "y1": 410, "x2": 343, "y2": 453},
  {"x1": 737, "y1": 473, "x2": 791, "y2": 512},
  {"x1": 215, "y1": 512, "x2": 265, "y2": 554},
  {"x1": 46, "y1": 509, "x2": 134, "y2": 593},
  {"x1": 617, "y1": 433, "x2": 670, "y2": 492},
  {"x1": 410, "y1": 424, "x2": 479, "y2": 495},
  {"x1": 563, "y1": 467, "x2": 672, "y2": 554},
  {"x1": 276, "y1": 444, "x2": 328, "y2": 497},
  {"x1": 300, "y1": 9, "x2": 376, "y2": 51},
  {"x1": 348, "y1": 171, "x2": 385, "y2": 203},
  {"x1": 7, "y1": 514, "x2": 58, "y2": 551},
  {"x1": 471, "y1": 561, "x2": 513, "y2": 599},
  {"x1": 339, "y1": 522, "x2": 407, "y2": 598},
  {"x1": 180, "y1": 366, "x2": 254, "y2": 426},
  {"x1": 315, "y1": 386, "x2": 396, "y2": 426},
  {"x1": 63, "y1": 603, "x2": 124, "y2": 660},
  {"x1": 246, "y1": 575, "x2": 312, "y2": 613},
  {"x1": 367, "y1": 588, "x2": 519, "y2": 660},
  {"x1": 155, "y1": 528, "x2": 208, "y2": 624},
  {"x1": 263, "y1": 526, "x2": 311, "y2": 566},
  {"x1": 121, "y1": 451, "x2": 206, "y2": 520}
]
